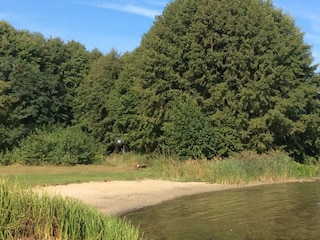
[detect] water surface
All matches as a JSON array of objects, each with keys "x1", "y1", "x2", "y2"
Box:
[{"x1": 123, "y1": 181, "x2": 320, "y2": 240}]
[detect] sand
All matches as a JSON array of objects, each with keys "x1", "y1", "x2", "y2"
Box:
[{"x1": 41, "y1": 180, "x2": 237, "y2": 215}]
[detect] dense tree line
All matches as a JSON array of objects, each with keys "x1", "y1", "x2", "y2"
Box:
[
  {"x1": 0, "y1": 21, "x2": 100, "y2": 148},
  {"x1": 1, "y1": 0, "x2": 320, "y2": 164}
]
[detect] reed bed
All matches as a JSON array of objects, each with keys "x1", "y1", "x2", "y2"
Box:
[
  {"x1": 151, "y1": 151, "x2": 320, "y2": 184},
  {"x1": 0, "y1": 178, "x2": 142, "y2": 240}
]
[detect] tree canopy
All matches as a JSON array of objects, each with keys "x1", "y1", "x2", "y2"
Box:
[
  {"x1": 73, "y1": 50, "x2": 124, "y2": 148},
  {"x1": 0, "y1": 21, "x2": 100, "y2": 150},
  {"x1": 1, "y1": 0, "x2": 320, "y2": 163},
  {"x1": 102, "y1": 0, "x2": 320, "y2": 160}
]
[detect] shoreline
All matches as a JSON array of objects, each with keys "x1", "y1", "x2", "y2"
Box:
[
  {"x1": 41, "y1": 178, "x2": 319, "y2": 216},
  {"x1": 42, "y1": 180, "x2": 237, "y2": 215}
]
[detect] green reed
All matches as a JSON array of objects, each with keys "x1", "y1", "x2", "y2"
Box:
[
  {"x1": 0, "y1": 178, "x2": 142, "y2": 240},
  {"x1": 151, "y1": 151, "x2": 320, "y2": 184}
]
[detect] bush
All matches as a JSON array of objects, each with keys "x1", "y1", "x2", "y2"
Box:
[
  {"x1": 0, "y1": 152, "x2": 10, "y2": 166},
  {"x1": 7, "y1": 126, "x2": 103, "y2": 165},
  {"x1": 162, "y1": 97, "x2": 218, "y2": 160}
]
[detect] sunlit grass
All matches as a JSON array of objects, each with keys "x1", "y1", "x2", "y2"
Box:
[
  {"x1": 1, "y1": 153, "x2": 154, "y2": 187},
  {"x1": 151, "y1": 151, "x2": 320, "y2": 184},
  {"x1": 1, "y1": 151, "x2": 319, "y2": 188},
  {"x1": 0, "y1": 178, "x2": 143, "y2": 240},
  {"x1": 1, "y1": 151, "x2": 319, "y2": 239}
]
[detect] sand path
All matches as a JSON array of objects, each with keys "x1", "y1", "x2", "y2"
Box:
[{"x1": 42, "y1": 180, "x2": 236, "y2": 215}]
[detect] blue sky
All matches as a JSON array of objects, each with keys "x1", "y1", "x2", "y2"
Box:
[{"x1": 0, "y1": 0, "x2": 319, "y2": 67}]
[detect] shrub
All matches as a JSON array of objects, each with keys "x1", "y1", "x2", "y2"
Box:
[
  {"x1": 162, "y1": 97, "x2": 218, "y2": 160},
  {"x1": 0, "y1": 151, "x2": 12, "y2": 166},
  {"x1": 8, "y1": 126, "x2": 103, "y2": 165}
]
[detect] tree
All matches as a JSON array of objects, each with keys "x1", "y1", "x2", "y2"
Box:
[
  {"x1": 163, "y1": 96, "x2": 218, "y2": 159},
  {"x1": 0, "y1": 58, "x2": 67, "y2": 148},
  {"x1": 0, "y1": 21, "x2": 94, "y2": 150},
  {"x1": 73, "y1": 50, "x2": 124, "y2": 149},
  {"x1": 41, "y1": 38, "x2": 93, "y2": 124},
  {"x1": 106, "y1": 0, "x2": 319, "y2": 161}
]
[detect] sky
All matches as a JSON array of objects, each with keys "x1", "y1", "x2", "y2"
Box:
[{"x1": 0, "y1": 0, "x2": 319, "y2": 68}]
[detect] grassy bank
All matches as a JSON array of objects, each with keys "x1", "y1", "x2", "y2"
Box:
[
  {"x1": 151, "y1": 151, "x2": 320, "y2": 184},
  {"x1": 1, "y1": 153, "x2": 154, "y2": 187},
  {"x1": 0, "y1": 178, "x2": 142, "y2": 240},
  {"x1": 1, "y1": 151, "x2": 319, "y2": 239},
  {"x1": 1, "y1": 151, "x2": 320, "y2": 187}
]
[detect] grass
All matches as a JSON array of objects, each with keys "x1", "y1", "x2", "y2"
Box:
[
  {"x1": 0, "y1": 178, "x2": 143, "y2": 240},
  {"x1": 1, "y1": 153, "x2": 155, "y2": 188},
  {"x1": 1, "y1": 151, "x2": 320, "y2": 239},
  {"x1": 150, "y1": 151, "x2": 320, "y2": 184},
  {"x1": 1, "y1": 151, "x2": 320, "y2": 187}
]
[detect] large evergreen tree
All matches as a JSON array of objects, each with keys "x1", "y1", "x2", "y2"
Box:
[{"x1": 106, "y1": 0, "x2": 319, "y2": 161}]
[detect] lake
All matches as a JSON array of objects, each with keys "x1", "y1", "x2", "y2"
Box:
[{"x1": 123, "y1": 180, "x2": 320, "y2": 240}]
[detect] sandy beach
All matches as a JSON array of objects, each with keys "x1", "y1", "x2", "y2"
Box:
[{"x1": 42, "y1": 180, "x2": 237, "y2": 215}]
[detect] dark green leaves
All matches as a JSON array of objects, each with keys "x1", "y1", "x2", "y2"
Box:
[
  {"x1": 163, "y1": 97, "x2": 217, "y2": 159},
  {"x1": 1, "y1": 0, "x2": 320, "y2": 163},
  {"x1": 0, "y1": 21, "x2": 93, "y2": 151},
  {"x1": 7, "y1": 126, "x2": 102, "y2": 165},
  {"x1": 103, "y1": 0, "x2": 319, "y2": 161},
  {"x1": 73, "y1": 50, "x2": 124, "y2": 148}
]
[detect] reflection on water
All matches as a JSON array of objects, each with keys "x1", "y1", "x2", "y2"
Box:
[{"x1": 123, "y1": 181, "x2": 320, "y2": 240}]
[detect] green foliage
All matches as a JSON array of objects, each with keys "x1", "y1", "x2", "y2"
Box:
[
  {"x1": 2, "y1": 0, "x2": 320, "y2": 164},
  {"x1": 7, "y1": 126, "x2": 102, "y2": 165},
  {"x1": 73, "y1": 50, "x2": 124, "y2": 148},
  {"x1": 0, "y1": 21, "x2": 95, "y2": 151},
  {"x1": 91, "y1": 44, "x2": 150, "y2": 151},
  {"x1": 163, "y1": 96, "x2": 217, "y2": 159},
  {"x1": 104, "y1": 0, "x2": 320, "y2": 161},
  {"x1": 0, "y1": 178, "x2": 141, "y2": 239},
  {"x1": 0, "y1": 151, "x2": 11, "y2": 166},
  {"x1": 151, "y1": 151, "x2": 320, "y2": 184}
]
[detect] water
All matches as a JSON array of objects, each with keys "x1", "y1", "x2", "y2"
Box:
[{"x1": 123, "y1": 181, "x2": 320, "y2": 240}]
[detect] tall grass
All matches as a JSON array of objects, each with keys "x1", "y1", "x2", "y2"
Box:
[
  {"x1": 0, "y1": 178, "x2": 143, "y2": 240},
  {"x1": 151, "y1": 151, "x2": 320, "y2": 184}
]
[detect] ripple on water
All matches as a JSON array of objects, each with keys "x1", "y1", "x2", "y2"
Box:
[{"x1": 124, "y1": 181, "x2": 320, "y2": 240}]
